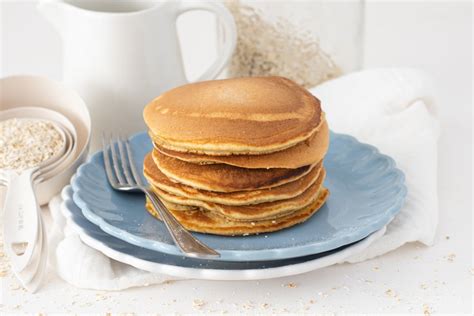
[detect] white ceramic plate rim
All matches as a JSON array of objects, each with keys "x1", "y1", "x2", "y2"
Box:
[{"x1": 61, "y1": 186, "x2": 386, "y2": 280}]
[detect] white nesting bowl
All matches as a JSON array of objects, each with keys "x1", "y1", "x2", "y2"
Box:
[{"x1": 0, "y1": 75, "x2": 91, "y2": 205}]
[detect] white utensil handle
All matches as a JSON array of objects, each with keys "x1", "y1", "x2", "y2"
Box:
[
  {"x1": 175, "y1": 1, "x2": 236, "y2": 81},
  {"x1": 16, "y1": 206, "x2": 44, "y2": 285},
  {"x1": 24, "y1": 214, "x2": 47, "y2": 293},
  {"x1": 2, "y1": 169, "x2": 39, "y2": 272}
]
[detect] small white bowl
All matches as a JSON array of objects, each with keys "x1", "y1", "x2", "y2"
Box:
[
  {"x1": 0, "y1": 75, "x2": 91, "y2": 205},
  {"x1": 0, "y1": 107, "x2": 76, "y2": 180}
]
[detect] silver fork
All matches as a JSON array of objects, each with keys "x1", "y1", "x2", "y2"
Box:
[{"x1": 102, "y1": 133, "x2": 220, "y2": 258}]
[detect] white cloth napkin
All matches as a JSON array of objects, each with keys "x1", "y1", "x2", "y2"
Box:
[{"x1": 48, "y1": 68, "x2": 440, "y2": 290}]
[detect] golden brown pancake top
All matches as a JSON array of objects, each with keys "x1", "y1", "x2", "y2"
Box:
[
  {"x1": 143, "y1": 76, "x2": 322, "y2": 155},
  {"x1": 151, "y1": 149, "x2": 315, "y2": 193}
]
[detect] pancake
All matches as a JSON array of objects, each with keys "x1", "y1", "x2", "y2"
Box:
[
  {"x1": 152, "y1": 149, "x2": 316, "y2": 193},
  {"x1": 143, "y1": 77, "x2": 322, "y2": 155},
  {"x1": 145, "y1": 188, "x2": 329, "y2": 235},
  {"x1": 144, "y1": 153, "x2": 322, "y2": 205},
  {"x1": 155, "y1": 118, "x2": 329, "y2": 169},
  {"x1": 152, "y1": 168, "x2": 326, "y2": 221}
]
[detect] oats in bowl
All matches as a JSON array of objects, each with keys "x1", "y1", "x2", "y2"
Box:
[{"x1": 0, "y1": 118, "x2": 65, "y2": 171}]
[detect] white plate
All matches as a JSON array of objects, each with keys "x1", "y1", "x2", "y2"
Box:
[{"x1": 61, "y1": 186, "x2": 385, "y2": 280}]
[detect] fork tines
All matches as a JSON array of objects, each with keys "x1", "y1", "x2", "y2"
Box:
[{"x1": 102, "y1": 133, "x2": 144, "y2": 188}]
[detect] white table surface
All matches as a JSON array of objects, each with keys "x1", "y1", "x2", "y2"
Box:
[{"x1": 1, "y1": 1, "x2": 472, "y2": 314}]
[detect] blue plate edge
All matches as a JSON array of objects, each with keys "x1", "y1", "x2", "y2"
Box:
[{"x1": 71, "y1": 131, "x2": 407, "y2": 261}]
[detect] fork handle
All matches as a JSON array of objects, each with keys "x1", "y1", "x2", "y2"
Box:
[{"x1": 143, "y1": 189, "x2": 220, "y2": 258}]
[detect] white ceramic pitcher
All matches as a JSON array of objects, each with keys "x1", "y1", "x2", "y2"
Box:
[{"x1": 38, "y1": 0, "x2": 236, "y2": 150}]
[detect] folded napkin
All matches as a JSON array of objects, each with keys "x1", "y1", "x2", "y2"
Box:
[{"x1": 48, "y1": 68, "x2": 440, "y2": 290}]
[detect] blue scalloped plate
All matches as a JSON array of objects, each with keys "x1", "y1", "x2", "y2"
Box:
[
  {"x1": 62, "y1": 186, "x2": 382, "y2": 272},
  {"x1": 61, "y1": 185, "x2": 386, "y2": 279},
  {"x1": 72, "y1": 132, "x2": 406, "y2": 262}
]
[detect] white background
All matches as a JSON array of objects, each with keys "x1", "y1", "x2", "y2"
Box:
[{"x1": 1, "y1": 0, "x2": 472, "y2": 314}]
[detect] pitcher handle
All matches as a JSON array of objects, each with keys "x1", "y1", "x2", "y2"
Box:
[{"x1": 176, "y1": 1, "x2": 236, "y2": 82}]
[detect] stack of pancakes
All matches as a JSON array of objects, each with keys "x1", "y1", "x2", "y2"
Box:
[{"x1": 143, "y1": 76, "x2": 329, "y2": 235}]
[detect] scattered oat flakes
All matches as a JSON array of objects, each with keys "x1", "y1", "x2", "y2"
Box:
[
  {"x1": 242, "y1": 301, "x2": 255, "y2": 310},
  {"x1": 385, "y1": 289, "x2": 394, "y2": 297},
  {"x1": 420, "y1": 283, "x2": 429, "y2": 290},
  {"x1": 423, "y1": 303, "x2": 433, "y2": 315},
  {"x1": 373, "y1": 266, "x2": 380, "y2": 271},
  {"x1": 10, "y1": 284, "x2": 21, "y2": 291},
  {"x1": 285, "y1": 282, "x2": 297, "y2": 288},
  {"x1": 445, "y1": 253, "x2": 456, "y2": 262},
  {"x1": 95, "y1": 293, "x2": 109, "y2": 301},
  {"x1": 193, "y1": 299, "x2": 206, "y2": 309}
]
